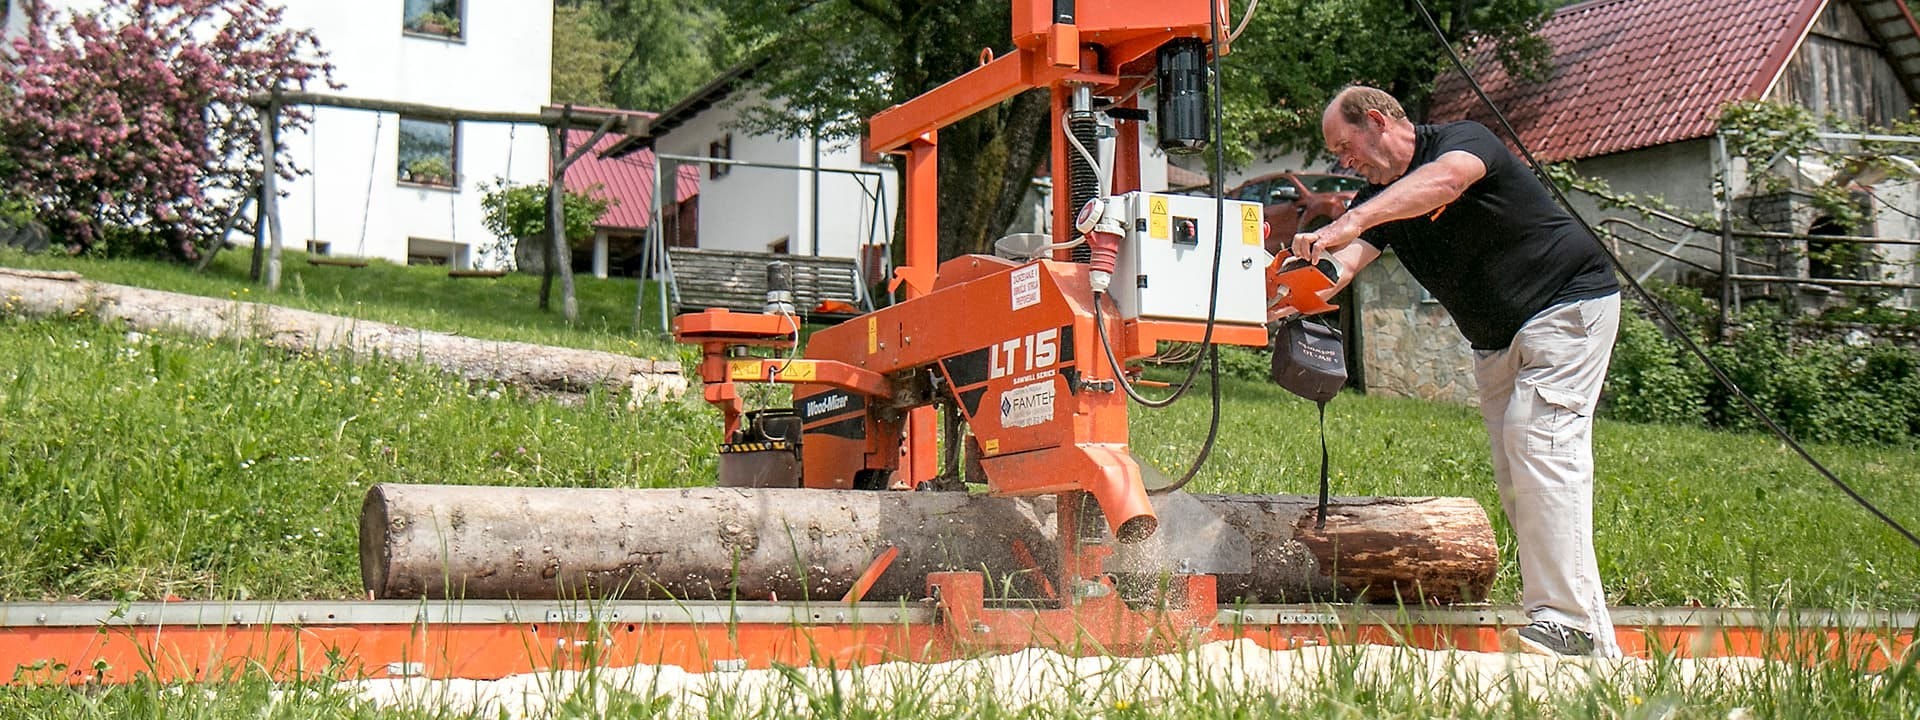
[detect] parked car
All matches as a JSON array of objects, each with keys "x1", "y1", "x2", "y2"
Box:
[{"x1": 1225, "y1": 172, "x2": 1366, "y2": 255}]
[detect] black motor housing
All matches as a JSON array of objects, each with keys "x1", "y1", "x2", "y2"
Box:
[
  {"x1": 717, "y1": 409, "x2": 804, "y2": 488},
  {"x1": 1156, "y1": 37, "x2": 1210, "y2": 155}
]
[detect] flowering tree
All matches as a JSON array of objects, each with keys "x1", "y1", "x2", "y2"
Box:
[{"x1": 0, "y1": 0, "x2": 333, "y2": 254}]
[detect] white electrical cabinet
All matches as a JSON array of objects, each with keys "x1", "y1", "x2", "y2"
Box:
[{"x1": 1109, "y1": 191, "x2": 1271, "y2": 325}]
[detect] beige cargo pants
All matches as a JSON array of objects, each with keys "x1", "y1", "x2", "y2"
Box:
[{"x1": 1473, "y1": 293, "x2": 1621, "y2": 657}]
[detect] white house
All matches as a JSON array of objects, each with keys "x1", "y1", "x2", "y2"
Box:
[
  {"x1": 6, "y1": 0, "x2": 554, "y2": 269},
  {"x1": 273, "y1": 0, "x2": 553, "y2": 269}
]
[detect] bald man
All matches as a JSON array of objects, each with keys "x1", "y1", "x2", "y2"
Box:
[{"x1": 1290, "y1": 85, "x2": 1622, "y2": 657}]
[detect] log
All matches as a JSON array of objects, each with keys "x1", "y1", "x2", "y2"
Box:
[
  {"x1": 361, "y1": 484, "x2": 1496, "y2": 605},
  {"x1": 0, "y1": 269, "x2": 684, "y2": 402}
]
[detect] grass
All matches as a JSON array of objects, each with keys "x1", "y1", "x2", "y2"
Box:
[
  {"x1": 3, "y1": 250, "x2": 1920, "y2": 715},
  {"x1": 1, "y1": 313, "x2": 1915, "y2": 607},
  {"x1": 0, "y1": 247, "x2": 682, "y2": 358},
  {"x1": 3, "y1": 639, "x2": 1918, "y2": 718}
]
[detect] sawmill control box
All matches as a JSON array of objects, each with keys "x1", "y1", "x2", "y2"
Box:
[{"x1": 1109, "y1": 191, "x2": 1270, "y2": 326}]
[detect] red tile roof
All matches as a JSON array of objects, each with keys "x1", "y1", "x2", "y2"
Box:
[
  {"x1": 1426, "y1": 0, "x2": 1826, "y2": 162},
  {"x1": 563, "y1": 128, "x2": 701, "y2": 231}
]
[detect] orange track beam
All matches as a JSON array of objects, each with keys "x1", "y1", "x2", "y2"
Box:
[{"x1": 2, "y1": 602, "x2": 1913, "y2": 685}]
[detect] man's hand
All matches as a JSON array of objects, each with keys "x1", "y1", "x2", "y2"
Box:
[{"x1": 1291, "y1": 214, "x2": 1363, "y2": 263}]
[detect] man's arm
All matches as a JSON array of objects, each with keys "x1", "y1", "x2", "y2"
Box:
[{"x1": 1292, "y1": 150, "x2": 1487, "y2": 262}]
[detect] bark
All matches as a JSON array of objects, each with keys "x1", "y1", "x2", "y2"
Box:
[
  {"x1": 980, "y1": 90, "x2": 1053, "y2": 245},
  {"x1": 361, "y1": 484, "x2": 1497, "y2": 605},
  {"x1": 0, "y1": 269, "x2": 685, "y2": 400}
]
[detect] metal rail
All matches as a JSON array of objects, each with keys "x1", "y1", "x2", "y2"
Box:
[
  {"x1": 2, "y1": 600, "x2": 1910, "y2": 686},
  {"x1": 4, "y1": 599, "x2": 1913, "y2": 631}
]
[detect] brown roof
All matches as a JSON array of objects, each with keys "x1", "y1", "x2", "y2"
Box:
[{"x1": 1425, "y1": 0, "x2": 1920, "y2": 162}]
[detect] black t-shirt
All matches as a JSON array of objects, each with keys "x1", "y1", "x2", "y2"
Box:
[{"x1": 1355, "y1": 121, "x2": 1618, "y2": 350}]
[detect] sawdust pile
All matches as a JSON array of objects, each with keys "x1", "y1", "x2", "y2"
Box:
[{"x1": 338, "y1": 640, "x2": 1779, "y2": 718}]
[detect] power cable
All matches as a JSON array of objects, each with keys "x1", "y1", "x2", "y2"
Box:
[
  {"x1": 1107, "y1": 0, "x2": 1233, "y2": 495},
  {"x1": 1408, "y1": 0, "x2": 1920, "y2": 550}
]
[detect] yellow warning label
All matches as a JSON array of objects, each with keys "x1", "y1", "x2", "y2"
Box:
[
  {"x1": 1149, "y1": 196, "x2": 1170, "y2": 239},
  {"x1": 1241, "y1": 204, "x2": 1262, "y2": 246},
  {"x1": 867, "y1": 317, "x2": 878, "y2": 354},
  {"x1": 728, "y1": 360, "x2": 818, "y2": 382},
  {"x1": 983, "y1": 438, "x2": 1000, "y2": 455}
]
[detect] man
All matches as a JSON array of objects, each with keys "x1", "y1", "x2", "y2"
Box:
[{"x1": 1290, "y1": 85, "x2": 1622, "y2": 657}]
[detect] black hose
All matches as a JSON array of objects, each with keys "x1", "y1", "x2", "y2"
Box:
[{"x1": 1131, "y1": 0, "x2": 1229, "y2": 495}]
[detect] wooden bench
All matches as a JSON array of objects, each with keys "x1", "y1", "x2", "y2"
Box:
[{"x1": 666, "y1": 248, "x2": 870, "y2": 320}]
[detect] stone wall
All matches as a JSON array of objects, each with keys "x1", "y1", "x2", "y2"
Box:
[{"x1": 1354, "y1": 251, "x2": 1479, "y2": 405}]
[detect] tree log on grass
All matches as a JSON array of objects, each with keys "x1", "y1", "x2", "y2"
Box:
[
  {"x1": 0, "y1": 268, "x2": 684, "y2": 401},
  {"x1": 361, "y1": 484, "x2": 1497, "y2": 605}
]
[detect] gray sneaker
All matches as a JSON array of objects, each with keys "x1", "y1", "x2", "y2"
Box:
[{"x1": 1501, "y1": 620, "x2": 1596, "y2": 657}]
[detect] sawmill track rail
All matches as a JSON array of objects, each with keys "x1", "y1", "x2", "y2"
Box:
[{"x1": 1, "y1": 601, "x2": 1912, "y2": 685}]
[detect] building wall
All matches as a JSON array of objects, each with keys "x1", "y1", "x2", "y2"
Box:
[
  {"x1": 1353, "y1": 251, "x2": 1479, "y2": 404},
  {"x1": 1774, "y1": 2, "x2": 1912, "y2": 127},
  {"x1": 1565, "y1": 139, "x2": 1723, "y2": 287},
  {"x1": 273, "y1": 1, "x2": 553, "y2": 269},
  {"x1": 656, "y1": 87, "x2": 896, "y2": 261}
]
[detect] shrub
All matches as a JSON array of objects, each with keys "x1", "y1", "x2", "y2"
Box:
[
  {"x1": 476, "y1": 179, "x2": 614, "y2": 270},
  {"x1": 1601, "y1": 312, "x2": 1705, "y2": 426},
  {"x1": 1603, "y1": 287, "x2": 1920, "y2": 446},
  {"x1": 0, "y1": 0, "x2": 333, "y2": 253},
  {"x1": 1212, "y1": 344, "x2": 1270, "y2": 384}
]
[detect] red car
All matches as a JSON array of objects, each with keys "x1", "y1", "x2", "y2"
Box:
[{"x1": 1226, "y1": 172, "x2": 1366, "y2": 255}]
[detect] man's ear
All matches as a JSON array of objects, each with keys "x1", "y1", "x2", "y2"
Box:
[{"x1": 1365, "y1": 108, "x2": 1389, "y2": 131}]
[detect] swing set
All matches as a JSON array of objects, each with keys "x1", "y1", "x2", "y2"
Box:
[{"x1": 239, "y1": 91, "x2": 645, "y2": 290}]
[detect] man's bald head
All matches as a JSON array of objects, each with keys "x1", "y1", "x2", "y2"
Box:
[
  {"x1": 1319, "y1": 85, "x2": 1416, "y2": 185},
  {"x1": 1325, "y1": 85, "x2": 1407, "y2": 127}
]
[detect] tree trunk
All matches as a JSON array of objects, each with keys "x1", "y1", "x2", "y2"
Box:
[
  {"x1": 548, "y1": 127, "x2": 579, "y2": 323},
  {"x1": 0, "y1": 269, "x2": 684, "y2": 399},
  {"x1": 360, "y1": 484, "x2": 1497, "y2": 605},
  {"x1": 261, "y1": 101, "x2": 285, "y2": 291},
  {"x1": 981, "y1": 90, "x2": 1053, "y2": 245}
]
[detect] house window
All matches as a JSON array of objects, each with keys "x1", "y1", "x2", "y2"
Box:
[
  {"x1": 709, "y1": 134, "x2": 732, "y2": 179},
  {"x1": 403, "y1": 0, "x2": 463, "y2": 39},
  {"x1": 398, "y1": 116, "x2": 458, "y2": 188}
]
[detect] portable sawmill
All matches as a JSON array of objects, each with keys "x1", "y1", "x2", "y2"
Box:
[{"x1": 360, "y1": 0, "x2": 1501, "y2": 655}]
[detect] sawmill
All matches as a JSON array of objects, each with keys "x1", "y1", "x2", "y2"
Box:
[
  {"x1": 4, "y1": 0, "x2": 1912, "y2": 686},
  {"x1": 358, "y1": 0, "x2": 1502, "y2": 656}
]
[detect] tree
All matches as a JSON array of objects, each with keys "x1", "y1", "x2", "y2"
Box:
[
  {"x1": 705, "y1": 1, "x2": 1552, "y2": 262},
  {"x1": 1220, "y1": 0, "x2": 1552, "y2": 165},
  {"x1": 587, "y1": 0, "x2": 739, "y2": 111},
  {"x1": 0, "y1": 0, "x2": 334, "y2": 256},
  {"x1": 714, "y1": 1, "x2": 1048, "y2": 261},
  {"x1": 551, "y1": 2, "x2": 620, "y2": 107}
]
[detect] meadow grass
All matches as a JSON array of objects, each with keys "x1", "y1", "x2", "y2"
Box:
[
  {"x1": 1, "y1": 313, "x2": 1915, "y2": 607},
  {"x1": 0, "y1": 246, "x2": 682, "y2": 358},
  {"x1": 3, "y1": 637, "x2": 1917, "y2": 718},
  {"x1": 4, "y1": 251, "x2": 1920, "y2": 716}
]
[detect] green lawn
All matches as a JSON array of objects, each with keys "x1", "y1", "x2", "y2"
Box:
[
  {"x1": 3, "y1": 253, "x2": 1919, "y2": 716},
  {"x1": 0, "y1": 247, "x2": 682, "y2": 358},
  {"x1": 0, "y1": 310, "x2": 1915, "y2": 607}
]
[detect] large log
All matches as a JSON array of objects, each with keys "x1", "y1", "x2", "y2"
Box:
[
  {"x1": 0, "y1": 268, "x2": 684, "y2": 401},
  {"x1": 361, "y1": 484, "x2": 1496, "y2": 605}
]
